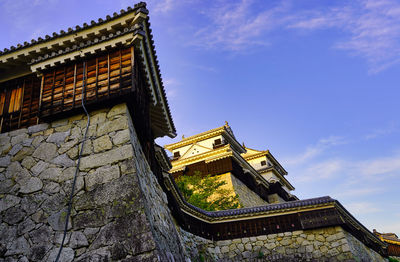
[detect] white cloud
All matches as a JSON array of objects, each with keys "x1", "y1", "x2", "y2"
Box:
[
  {"x1": 356, "y1": 154, "x2": 400, "y2": 176},
  {"x1": 345, "y1": 202, "x2": 381, "y2": 215},
  {"x1": 187, "y1": 0, "x2": 400, "y2": 72},
  {"x1": 288, "y1": 0, "x2": 400, "y2": 73},
  {"x1": 192, "y1": 0, "x2": 290, "y2": 51},
  {"x1": 333, "y1": 187, "x2": 383, "y2": 198},
  {"x1": 295, "y1": 159, "x2": 343, "y2": 182},
  {"x1": 364, "y1": 122, "x2": 398, "y2": 140},
  {"x1": 284, "y1": 136, "x2": 346, "y2": 166}
]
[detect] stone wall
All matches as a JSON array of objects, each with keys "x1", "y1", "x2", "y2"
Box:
[
  {"x1": 231, "y1": 175, "x2": 268, "y2": 207},
  {"x1": 179, "y1": 225, "x2": 386, "y2": 261},
  {"x1": 0, "y1": 103, "x2": 184, "y2": 261}
]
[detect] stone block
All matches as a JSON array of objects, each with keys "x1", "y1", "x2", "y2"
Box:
[
  {"x1": 48, "y1": 209, "x2": 72, "y2": 231},
  {"x1": 112, "y1": 129, "x2": 130, "y2": 145},
  {"x1": 19, "y1": 177, "x2": 43, "y2": 194},
  {"x1": 85, "y1": 165, "x2": 120, "y2": 191},
  {"x1": 341, "y1": 243, "x2": 351, "y2": 252},
  {"x1": 265, "y1": 242, "x2": 276, "y2": 250},
  {"x1": 21, "y1": 156, "x2": 36, "y2": 169},
  {"x1": 93, "y1": 135, "x2": 113, "y2": 153},
  {"x1": 17, "y1": 218, "x2": 35, "y2": 235},
  {"x1": 5, "y1": 236, "x2": 29, "y2": 256},
  {"x1": 51, "y1": 119, "x2": 68, "y2": 128},
  {"x1": 32, "y1": 143, "x2": 58, "y2": 161},
  {"x1": 70, "y1": 231, "x2": 88, "y2": 248},
  {"x1": 326, "y1": 235, "x2": 337, "y2": 242},
  {"x1": 256, "y1": 235, "x2": 268, "y2": 241},
  {"x1": 315, "y1": 234, "x2": 325, "y2": 242},
  {"x1": 43, "y1": 182, "x2": 61, "y2": 194},
  {"x1": 0, "y1": 156, "x2": 11, "y2": 167},
  {"x1": 31, "y1": 161, "x2": 49, "y2": 175},
  {"x1": 217, "y1": 240, "x2": 232, "y2": 246},
  {"x1": 221, "y1": 245, "x2": 229, "y2": 253},
  {"x1": 3, "y1": 206, "x2": 26, "y2": 224},
  {"x1": 79, "y1": 144, "x2": 133, "y2": 170},
  {"x1": 11, "y1": 133, "x2": 28, "y2": 146},
  {"x1": 28, "y1": 123, "x2": 49, "y2": 134},
  {"x1": 0, "y1": 195, "x2": 21, "y2": 212},
  {"x1": 51, "y1": 154, "x2": 75, "y2": 167},
  {"x1": 9, "y1": 144, "x2": 23, "y2": 156},
  {"x1": 46, "y1": 130, "x2": 70, "y2": 145},
  {"x1": 245, "y1": 243, "x2": 252, "y2": 251},
  {"x1": 40, "y1": 167, "x2": 63, "y2": 182},
  {"x1": 58, "y1": 138, "x2": 79, "y2": 154},
  {"x1": 46, "y1": 247, "x2": 74, "y2": 262},
  {"x1": 107, "y1": 103, "x2": 127, "y2": 119},
  {"x1": 97, "y1": 116, "x2": 128, "y2": 136}
]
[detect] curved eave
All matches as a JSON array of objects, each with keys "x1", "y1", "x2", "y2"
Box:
[{"x1": 259, "y1": 167, "x2": 295, "y2": 191}]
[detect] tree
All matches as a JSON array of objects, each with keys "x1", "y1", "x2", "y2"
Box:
[{"x1": 175, "y1": 171, "x2": 241, "y2": 211}]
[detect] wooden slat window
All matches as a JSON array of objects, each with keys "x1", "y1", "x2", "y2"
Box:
[
  {"x1": 0, "y1": 74, "x2": 41, "y2": 133},
  {"x1": 8, "y1": 87, "x2": 23, "y2": 113},
  {"x1": 0, "y1": 93, "x2": 5, "y2": 116},
  {"x1": 40, "y1": 46, "x2": 133, "y2": 118}
]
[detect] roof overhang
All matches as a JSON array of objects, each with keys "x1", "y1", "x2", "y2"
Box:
[{"x1": 0, "y1": 2, "x2": 176, "y2": 138}]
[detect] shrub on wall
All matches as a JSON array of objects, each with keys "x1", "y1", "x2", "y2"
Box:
[{"x1": 175, "y1": 171, "x2": 240, "y2": 211}]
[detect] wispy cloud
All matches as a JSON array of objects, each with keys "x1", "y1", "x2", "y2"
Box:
[
  {"x1": 289, "y1": 0, "x2": 400, "y2": 73},
  {"x1": 192, "y1": 0, "x2": 291, "y2": 51},
  {"x1": 295, "y1": 159, "x2": 344, "y2": 182},
  {"x1": 285, "y1": 136, "x2": 346, "y2": 166},
  {"x1": 346, "y1": 202, "x2": 382, "y2": 215},
  {"x1": 364, "y1": 122, "x2": 398, "y2": 140},
  {"x1": 356, "y1": 154, "x2": 400, "y2": 176},
  {"x1": 188, "y1": 0, "x2": 400, "y2": 72},
  {"x1": 163, "y1": 78, "x2": 181, "y2": 99},
  {"x1": 333, "y1": 187, "x2": 383, "y2": 198}
]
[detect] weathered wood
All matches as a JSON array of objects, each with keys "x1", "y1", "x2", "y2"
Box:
[
  {"x1": 72, "y1": 64, "x2": 77, "y2": 108},
  {"x1": 107, "y1": 53, "x2": 110, "y2": 98}
]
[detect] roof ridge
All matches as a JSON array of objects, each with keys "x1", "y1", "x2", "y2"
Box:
[{"x1": 0, "y1": 2, "x2": 147, "y2": 56}]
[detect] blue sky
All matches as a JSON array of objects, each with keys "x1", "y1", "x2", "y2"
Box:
[{"x1": 1, "y1": 0, "x2": 399, "y2": 235}]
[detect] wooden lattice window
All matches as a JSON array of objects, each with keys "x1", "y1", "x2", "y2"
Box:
[
  {"x1": 0, "y1": 92, "x2": 5, "y2": 116},
  {"x1": 8, "y1": 87, "x2": 23, "y2": 113}
]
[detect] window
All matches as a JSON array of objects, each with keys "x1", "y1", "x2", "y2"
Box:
[
  {"x1": 8, "y1": 87, "x2": 23, "y2": 113},
  {"x1": 0, "y1": 93, "x2": 5, "y2": 116},
  {"x1": 214, "y1": 138, "x2": 221, "y2": 145},
  {"x1": 261, "y1": 160, "x2": 266, "y2": 166},
  {"x1": 173, "y1": 151, "x2": 180, "y2": 158}
]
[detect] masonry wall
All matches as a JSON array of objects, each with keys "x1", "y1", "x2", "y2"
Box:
[
  {"x1": 178, "y1": 225, "x2": 386, "y2": 261},
  {"x1": 0, "y1": 103, "x2": 184, "y2": 261},
  {"x1": 230, "y1": 174, "x2": 268, "y2": 207}
]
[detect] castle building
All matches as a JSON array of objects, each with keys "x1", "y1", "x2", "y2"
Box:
[
  {"x1": 0, "y1": 2, "x2": 390, "y2": 261},
  {"x1": 374, "y1": 229, "x2": 400, "y2": 257},
  {"x1": 164, "y1": 122, "x2": 297, "y2": 207}
]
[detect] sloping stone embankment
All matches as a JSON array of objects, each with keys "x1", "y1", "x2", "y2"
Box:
[{"x1": 0, "y1": 103, "x2": 184, "y2": 261}]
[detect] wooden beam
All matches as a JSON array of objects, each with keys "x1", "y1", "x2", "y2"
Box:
[
  {"x1": 107, "y1": 52, "x2": 110, "y2": 98},
  {"x1": 61, "y1": 66, "x2": 66, "y2": 111},
  {"x1": 17, "y1": 79, "x2": 26, "y2": 128},
  {"x1": 38, "y1": 74, "x2": 45, "y2": 123},
  {"x1": 72, "y1": 64, "x2": 77, "y2": 109},
  {"x1": 95, "y1": 57, "x2": 99, "y2": 100},
  {"x1": 131, "y1": 46, "x2": 136, "y2": 92}
]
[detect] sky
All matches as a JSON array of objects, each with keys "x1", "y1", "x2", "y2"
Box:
[{"x1": 1, "y1": 0, "x2": 399, "y2": 235}]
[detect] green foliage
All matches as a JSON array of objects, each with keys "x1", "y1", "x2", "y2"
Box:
[
  {"x1": 175, "y1": 171, "x2": 240, "y2": 211},
  {"x1": 257, "y1": 251, "x2": 264, "y2": 258},
  {"x1": 389, "y1": 257, "x2": 400, "y2": 262}
]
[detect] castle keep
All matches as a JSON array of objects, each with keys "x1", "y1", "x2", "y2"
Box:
[{"x1": 0, "y1": 2, "x2": 391, "y2": 261}]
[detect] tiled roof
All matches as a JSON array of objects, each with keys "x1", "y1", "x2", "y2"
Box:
[
  {"x1": 29, "y1": 24, "x2": 145, "y2": 65},
  {"x1": 188, "y1": 196, "x2": 335, "y2": 218},
  {"x1": 0, "y1": 2, "x2": 147, "y2": 56},
  {"x1": 0, "y1": 2, "x2": 176, "y2": 137}
]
